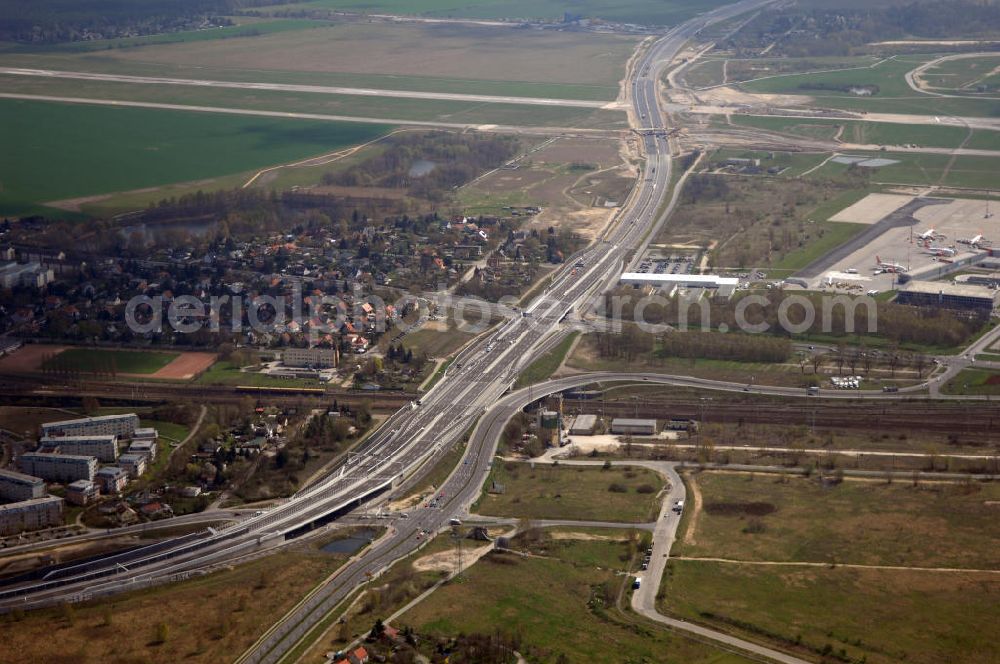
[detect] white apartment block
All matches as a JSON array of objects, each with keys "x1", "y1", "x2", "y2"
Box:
[
  {"x1": 19, "y1": 452, "x2": 97, "y2": 483},
  {"x1": 95, "y1": 466, "x2": 128, "y2": 494},
  {"x1": 39, "y1": 435, "x2": 119, "y2": 463},
  {"x1": 0, "y1": 496, "x2": 63, "y2": 535},
  {"x1": 65, "y1": 479, "x2": 98, "y2": 506},
  {"x1": 0, "y1": 468, "x2": 46, "y2": 502},
  {"x1": 118, "y1": 453, "x2": 147, "y2": 479},
  {"x1": 128, "y1": 439, "x2": 157, "y2": 461},
  {"x1": 42, "y1": 413, "x2": 139, "y2": 439},
  {"x1": 0, "y1": 261, "x2": 55, "y2": 289}
]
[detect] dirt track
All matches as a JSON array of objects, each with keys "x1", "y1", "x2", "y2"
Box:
[{"x1": 148, "y1": 352, "x2": 216, "y2": 380}]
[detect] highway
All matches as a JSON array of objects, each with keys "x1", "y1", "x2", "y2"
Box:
[{"x1": 0, "y1": 0, "x2": 785, "y2": 657}]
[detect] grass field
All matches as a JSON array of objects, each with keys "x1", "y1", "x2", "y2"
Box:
[
  {"x1": 195, "y1": 360, "x2": 323, "y2": 387},
  {"x1": 41, "y1": 348, "x2": 178, "y2": 375},
  {"x1": 731, "y1": 115, "x2": 977, "y2": 149},
  {"x1": 657, "y1": 470, "x2": 1000, "y2": 663},
  {"x1": 477, "y1": 463, "x2": 663, "y2": 522},
  {"x1": 0, "y1": 98, "x2": 390, "y2": 215},
  {"x1": 402, "y1": 537, "x2": 753, "y2": 663},
  {"x1": 660, "y1": 561, "x2": 999, "y2": 664},
  {"x1": 741, "y1": 53, "x2": 1000, "y2": 118},
  {"x1": 515, "y1": 332, "x2": 577, "y2": 387},
  {"x1": 2, "y1": 18, "x2": 325, "y2": 53},
  {"x1": 0, "y1": 539, "x2": 350, "y2": 664},
  {"x1": 0, "y1": 72, "x2": 624, "y2": 135},
  {"x1": 706, "y1": 147, "x2": 830, "y2": 177},
  {"x1": 0, "y1": 21, "x2": 636, "y2": 99},
  {"x1": 677, "y1": 472, "x2": 1000, "y2": 568},
  {"x1": 941, "y1": 367, "x2": 1000, "y2": 395},
  {"x1": 919, "y1": 54, "x2": 1000, "y2": 93},
  {"x1": 771, "y1": 221, "x2": 867, "y2": 273},
  {"x1": 805, "y1": 149, "x2": 1000, "y2": 188},
  {"x1": 254, "y1": 0, "x2": 736, "y2": 26}
]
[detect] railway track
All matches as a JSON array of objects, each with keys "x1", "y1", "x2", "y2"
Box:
[
  {"x1": 0, "y1": 375, "x2": 413, "y2": 410},
  {"x1": 572, "y1": 396, "x2": 1000, "y2": 441}
]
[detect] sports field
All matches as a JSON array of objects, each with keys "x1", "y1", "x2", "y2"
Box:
[
  {"x1": 40, "y1": 348, "x2": 177, "y2": 374},
  {"x1": 0, "y1": 98, "x2": 390, "y2": 216}
]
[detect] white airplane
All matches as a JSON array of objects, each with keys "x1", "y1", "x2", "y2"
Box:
[
  {"x1": 917, "y1": 228, "x2": 942, "y2": 241},
  {"x1": 959, "y1": 234, "x2": 987, "y2": 247},
  {"x1": 924, "y1": 245, "x2": 957, "y2": 257},
  {"x1": 875, "y1": 255, "x2": 906, "y2": 272}
]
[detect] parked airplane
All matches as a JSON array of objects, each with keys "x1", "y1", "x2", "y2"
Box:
[
  {"x1": 923, "y1": 243, "x2": 957, "y2": 257},
  {"x1": 875, "y1": 255, "x2": 907, "y2": 272},
  {"x1": 917, "y1": 228, "x2": 943, "y2": 241},
  {"x1": 959, "y1": 234, "x2": 988, "y2": 247}
]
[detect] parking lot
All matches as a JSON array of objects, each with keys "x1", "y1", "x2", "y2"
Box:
[{"x1": 636, "y1": 254, "x2": 697, "y2": 276}]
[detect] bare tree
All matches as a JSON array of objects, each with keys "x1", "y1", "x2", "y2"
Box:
[{"x1": 811, "y1": 352, "x2": 826, "y2": 375}]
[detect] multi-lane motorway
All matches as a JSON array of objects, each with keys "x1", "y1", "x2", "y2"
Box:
[{"x1": 1, "y1": 0, "x2": 782, "y2": 658}]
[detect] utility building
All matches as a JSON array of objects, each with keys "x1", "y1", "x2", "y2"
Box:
[{"x1": 610, "y1": 418, "x2": 657, "y2": 436}]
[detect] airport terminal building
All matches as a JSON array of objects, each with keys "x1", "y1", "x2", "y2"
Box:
[{"x1": 896, "y1": 282, "x2": 997, "y2": 312}]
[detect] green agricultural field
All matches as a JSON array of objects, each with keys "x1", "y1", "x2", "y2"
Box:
[
  {"x1": 477, "y1": 463, "x2": 663, "y2": 523},
  {"x1": 677, "y1": 472, "x2": 1000, "y2": 568},
  {"x1": 42, "y1": 348, "x2": 178, "y2": 375},
  {"x1": 661, "y1": 560, "x2": 999, "y2": 664},
  {"x1": 260, "y1": 0, "x2": 736, "y2": 26},
  {"x1": 0, "y1": 98, "x2": 390, "y2": 215},
  {"x1": 402, "y1": 540, "x2": 753, "y2": 664}
]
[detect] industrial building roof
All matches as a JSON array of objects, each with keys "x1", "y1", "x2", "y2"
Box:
[
  {"x1": 610, "y1": 418, "x2": 657, "y2": 427},
  {"x1": 899, "y1": 281, "x2": 996, "y2": 299},
  {"x1": 621, "y1": 273, "x2": 739, "y2": 287}
]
